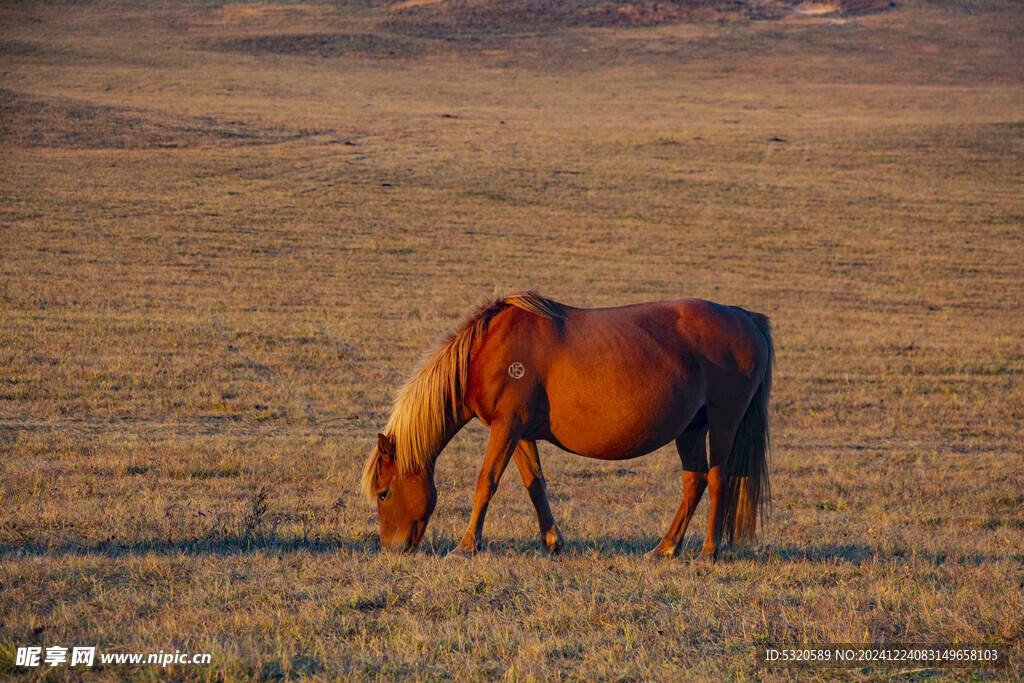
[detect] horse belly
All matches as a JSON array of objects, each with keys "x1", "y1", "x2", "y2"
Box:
[{"x1": 543, "y1": 366, "x2": 701, "y2": 460}]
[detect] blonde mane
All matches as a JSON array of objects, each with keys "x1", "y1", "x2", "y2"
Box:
[{"x1": 360, "y1": 290, "x2": 565, "y2": 501}]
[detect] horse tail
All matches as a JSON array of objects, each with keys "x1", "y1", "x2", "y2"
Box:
[{"x1": 724, "y1": 311, "x2": 773, "y2": 546}]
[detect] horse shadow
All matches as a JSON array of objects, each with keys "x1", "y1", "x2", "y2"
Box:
[
  {"x1": 0, "y1": 533, "x2": 373, "y2": 561},
  {"x1": 415, "y1": 534, "x2": 1016, "y2": 567},
  {"x1": 2, "y1": 534, "x2": 1014, "y2": 567}
]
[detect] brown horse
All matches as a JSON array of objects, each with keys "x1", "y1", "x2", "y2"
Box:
[{"x1": 361, "y1": 290, "x2": 773, "y2": 560}]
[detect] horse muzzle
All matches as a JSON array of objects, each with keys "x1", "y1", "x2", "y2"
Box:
[{"x1": 381, "y1": 520, "x2": 426, "y2": 554}]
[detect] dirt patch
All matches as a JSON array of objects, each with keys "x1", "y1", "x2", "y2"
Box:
[
  {"x1": 0, "y1": 89, "x2": 319, "y2": 150},
  {"x1": 0, "y1": 39, "x2": 45, "y2": 58},
  {"x1": 836, "y1": 0, "x2": 895, "y2": 14},
  {"x1": 794, "y1": 0, "x2": 894, "y2": 16},
  {"x1": 384, "y1": 0, "x2": 895, "y2": 36},
  {"x1": 204, "y1": 32, "x2": 424, "y2": 59},
  {"x1": 196, "y1": 2, "x2": 319, "y2": 27},
  {"x1": 390, "y1": 0, "x2": 447, "y2": 10},
  {"x1": 385, "y1": 0, "x2": 719, "y2": 35}
]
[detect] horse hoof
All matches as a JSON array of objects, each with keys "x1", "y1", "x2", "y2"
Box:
[
  {"x1": 446, "y1": 546, "x2": 474, "y2": 560},
  {"x1": 643, "y1": 547, "x2": 676, "y2": 561},
  {"x1": 535, "y1": 545, "x2": 562, "y2": 560},
  {"x1": 695, "y1": 550, "x2": 718, "y2": 564}
]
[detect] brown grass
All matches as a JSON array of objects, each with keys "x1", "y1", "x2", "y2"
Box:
[{"x1": 1, "y1": 0, "x2": 1022, "y2": 679}]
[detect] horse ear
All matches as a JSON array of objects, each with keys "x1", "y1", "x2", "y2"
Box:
[{"x1": 377, "y1": 433, "x2": 395, "y2": 464}]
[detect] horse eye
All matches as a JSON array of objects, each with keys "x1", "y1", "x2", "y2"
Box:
[{"x1": 378, "y1": 490, "x2": 389, "y2": 502}]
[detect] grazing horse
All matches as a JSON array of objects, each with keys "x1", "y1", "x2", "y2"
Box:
[{"x1": 361, "y1": 291, "x2": 773, "y2": 560}]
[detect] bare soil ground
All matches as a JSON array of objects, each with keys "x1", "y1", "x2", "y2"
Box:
[{"x1": 1, "y1": 0, "x2": 1022, "y2": 680}]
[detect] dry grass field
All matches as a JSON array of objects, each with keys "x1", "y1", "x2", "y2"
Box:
[{"x1": 1, "y1": 0, "x2": 1022, "y2": 679}]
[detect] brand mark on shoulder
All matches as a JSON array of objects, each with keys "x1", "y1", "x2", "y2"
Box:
[{"x1": 508, "y1": 362, "x2": 525, "y2": 379}]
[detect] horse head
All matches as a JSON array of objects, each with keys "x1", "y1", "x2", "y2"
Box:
[{"x1": 369, "y1": 433, "x2": 436, "y2": 553}]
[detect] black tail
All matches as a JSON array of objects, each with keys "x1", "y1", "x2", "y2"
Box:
[{"x1": 722, "y1": 311, "x2": 773, "y2": 546}]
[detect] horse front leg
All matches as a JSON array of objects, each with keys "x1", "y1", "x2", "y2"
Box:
[
  {"x1": 511, "y1": 439, "x2": 565, "y2": 558},
  {"x1": 450, "y1": 418, "x2": 522, "y2": 557}
]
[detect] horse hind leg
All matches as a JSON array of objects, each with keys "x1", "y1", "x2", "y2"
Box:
[
  {"x1": 699, "y1": 405, "x2": 746, "y2": 561},
  {"x1": 511, "y1": 440, "x2": 565, "y2": 558},
  {"x1": 645, "y1": 408, "x2": 709, "y2": 560}
]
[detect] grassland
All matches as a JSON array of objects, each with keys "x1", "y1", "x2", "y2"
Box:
[{"x1": 1, "y1": 0, "x2": 1022, "y2": 679}]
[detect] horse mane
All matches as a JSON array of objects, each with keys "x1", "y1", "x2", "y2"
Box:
[{"x1": 360, "y1": 290, "x2": 565, "y2": 501}]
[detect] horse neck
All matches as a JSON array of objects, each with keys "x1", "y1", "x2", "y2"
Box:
[{"x1": 428, "y1": 402, "x2": 473, "y2": 468}]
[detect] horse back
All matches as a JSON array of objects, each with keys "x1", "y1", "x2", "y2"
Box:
[
  {"x1": 550, "y1": 298, "x2": 767, "y2": 377},
  {"x1": 463, "y1": 298, "x2": 770, "y2": 458}
]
